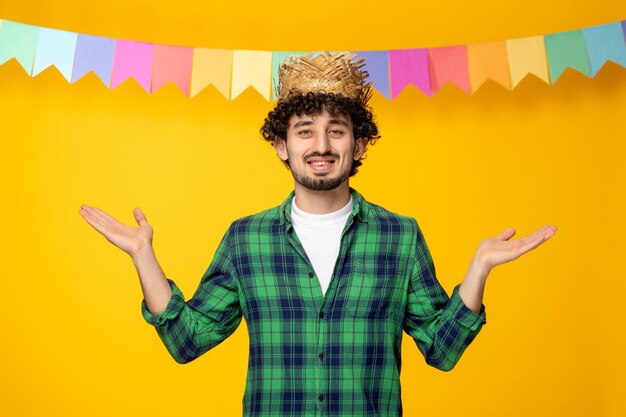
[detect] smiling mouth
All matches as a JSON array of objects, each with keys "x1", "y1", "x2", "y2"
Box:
[{"x1": 307, "y1": 159, "x2": 336, "y2": 173}]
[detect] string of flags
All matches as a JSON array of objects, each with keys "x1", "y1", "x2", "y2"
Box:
[{"x1": 0, "y1": 18, "x2": 625, "y2": 100}]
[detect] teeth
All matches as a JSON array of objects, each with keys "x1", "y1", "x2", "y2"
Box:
[{"x1": 311, "y1": 161, "x2": 331, "y2": 166}]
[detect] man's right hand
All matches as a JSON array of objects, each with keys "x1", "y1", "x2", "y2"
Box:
[
  {"x1": 79, "y1": 204, "x2": 172, "y2": 315},
  {"x1": 79, "y1": 204, "x2": 153, "y2": 259}
]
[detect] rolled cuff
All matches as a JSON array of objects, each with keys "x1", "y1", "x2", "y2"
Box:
[
  {"x1": 446, "y1": 284, "x2": 487, "y2": 332},
  {"x1": 141, "y1": 279, "x2": 186, "y2": 327}
]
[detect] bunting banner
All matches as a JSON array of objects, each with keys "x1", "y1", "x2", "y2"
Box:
[{"x1": 1, "y1": 18, "x2": 625, "y2": 100}]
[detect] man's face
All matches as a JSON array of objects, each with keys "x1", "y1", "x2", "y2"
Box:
[{"x1": 273, "y1": 110, "x2": 365, "y2": 192}]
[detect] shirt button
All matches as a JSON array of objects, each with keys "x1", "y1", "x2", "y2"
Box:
[
  {"x1": 308, "y1": 271, "x2": 314, "y2": 278},
  {"x1": 318, "y1": 394, "x2": 324, "y2": 401},
  {"x1": 319, "y1": 352, "x2": 324, "y2": 360},
  {"x1": 319, "y1": 312, "x2": 324, "y2": 319}
]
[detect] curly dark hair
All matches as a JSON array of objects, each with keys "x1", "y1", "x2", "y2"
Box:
[{"x1": 260, "y1": 91, "x2": 381, "y2": 177}]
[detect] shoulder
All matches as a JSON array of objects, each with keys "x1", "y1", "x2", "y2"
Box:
[
  {"x1": 358, "y1": 196, "x2": 428, "y2": 250},
  {"x1": 226, "y1": 204, "x2": 283, "y2": 237},
  {"x1": 358, "y1": 196, "x2": 426, "y2": 260},
  {"x1": 363, "y1": 198, "x2": 419, "y2": 231}
]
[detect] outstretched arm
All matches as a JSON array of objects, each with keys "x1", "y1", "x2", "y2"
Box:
[
  {"x1": 79, "y1": 204, "x2": 172, "y2": 315},
  {"x1": 80, "y1": 204, "x2": 243, "y2": 363},
  {"x1": 459, "y1": 225, "x2": 558, "y2": 313}
]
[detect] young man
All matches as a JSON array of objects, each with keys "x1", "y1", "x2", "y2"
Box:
[{"x1": 79, "y1": 52, "x2": 557, "y2": 416}]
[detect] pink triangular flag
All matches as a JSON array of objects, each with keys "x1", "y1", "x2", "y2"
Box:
[
  {"x1": 389, "y1": 49, "x2": 430, "y2": 98},
  {"x1": 111, "y1": 40, "x2": 154, "y2": 93},
  {"x1": 152, "y1": 44, "x2": 193, "y2": 95}
]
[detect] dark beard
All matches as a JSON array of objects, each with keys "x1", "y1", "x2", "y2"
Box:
[
  {"x1": 287, "y1": 150, "x2": 351, "y2": 191},
  {"x1": 293, "y1": 173, "x2": 347, "y2": 191}
]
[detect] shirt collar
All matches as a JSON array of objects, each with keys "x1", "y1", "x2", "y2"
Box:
[{"x1": 279, "y1": 187, "x2": 370, "y2": 226}]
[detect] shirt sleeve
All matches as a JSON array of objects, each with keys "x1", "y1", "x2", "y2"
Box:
[
  {"x1": 402, "y1": 219, "x2": 486, "y2": 371},
  {"x1": 140, "y1": 226, "x2": 243, "y2": 364}
]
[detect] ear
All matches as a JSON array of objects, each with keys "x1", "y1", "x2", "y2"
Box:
[
  {"x1": 272, "y1": 138, "x2": 289, "y2": 161},
  {"x1": 353, "y1": 137, "x2": 366, "y2": 161}
]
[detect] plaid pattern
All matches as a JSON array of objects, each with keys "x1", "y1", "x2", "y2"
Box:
[{"x1": 142, "y1": 188, "x2": 486, "y2": 416}]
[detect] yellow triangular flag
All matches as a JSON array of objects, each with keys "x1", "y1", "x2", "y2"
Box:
[
  {"x1": 231, "y1": 50, "x2": 272, "y2": 100},
  {"x1": 191, "y1": 48, "x2": 233, "y2": 99},
  {"x1": 506, "y1": 36, "x2": 550, "y2": 88}
]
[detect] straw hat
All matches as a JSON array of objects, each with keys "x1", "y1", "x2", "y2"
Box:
[{"x1": 275, "y1": 51, "x2": 373, "y2": 106}]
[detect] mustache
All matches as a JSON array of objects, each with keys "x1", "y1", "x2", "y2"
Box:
[{"x1": 304, "y1": 151, "x2": 339, "y2": 161}]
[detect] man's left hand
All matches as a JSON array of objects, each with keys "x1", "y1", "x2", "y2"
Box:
[{"x1": 477, "y1": 225, "x2": 558, "y2": 272}]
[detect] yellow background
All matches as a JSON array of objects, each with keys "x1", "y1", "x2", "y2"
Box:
[{"x1": 1, "y1": 1, "x2": 625, "y2": 416}]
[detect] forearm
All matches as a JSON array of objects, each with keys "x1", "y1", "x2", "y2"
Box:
[
  {"x1": 458, "y1": 255, "x2": 490, "y2": 314},
  {"x1": 131, "y1": 247, "x2": 172, "y2": 315}
]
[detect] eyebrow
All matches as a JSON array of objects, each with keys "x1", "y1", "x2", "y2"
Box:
[{"x1": 292, "y1": 119, "x2": 350, "y2": 129}]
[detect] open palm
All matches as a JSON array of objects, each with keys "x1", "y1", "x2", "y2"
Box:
[
  {"x1": 478, "y1": 225, "x2": 557, "y2": 270},
  {"x1": 79, "y1": 204, "x2": 153, "y2": 257}
]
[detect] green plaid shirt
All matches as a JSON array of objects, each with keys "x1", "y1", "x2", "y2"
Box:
[{"x1": 142, "y1": 188, "x2": 486, "y2": 416}]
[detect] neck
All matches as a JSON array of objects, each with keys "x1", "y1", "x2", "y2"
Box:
[{"x1": 293, "y1": 181, "x2": 351, "y2": 214}]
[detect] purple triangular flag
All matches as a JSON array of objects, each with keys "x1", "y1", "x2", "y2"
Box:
[
  {"x1": 354, "y1": 51, "x2": 390, "y2": 100},
  {"x1": 72, "y1": 34, "x2": 115, "y2": 86}
]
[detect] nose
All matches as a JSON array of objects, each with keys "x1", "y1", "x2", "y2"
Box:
[{"x1": 312, "y1": 131, "x2": 331, "y2": 154}]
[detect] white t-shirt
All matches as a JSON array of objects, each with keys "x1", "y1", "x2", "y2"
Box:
[{"x1": 290, "y1": 196, "x2": 353, "y2": 296}]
